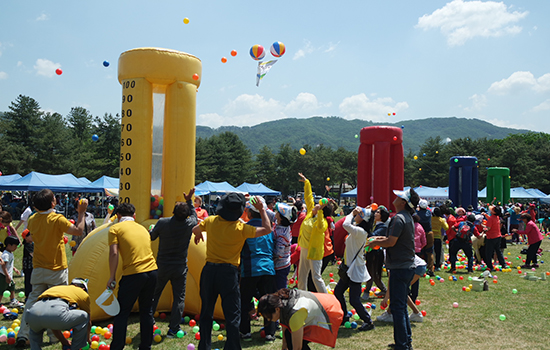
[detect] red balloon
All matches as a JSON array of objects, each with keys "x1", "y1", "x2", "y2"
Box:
[
  {"x1": 393, "y1": 136, "x2": 397, "y2": 141},
  {"x1": 194, "y1": 332, "x2": 200, "y2": 340},
  {"x1": 415, "y1": 300, "x2": 421, "y2": 306},
  {"x1": 231, "y1": 50, "x2": 237, "y2": 57},
  {"x1": 421, "y1": 310, "x2": 427, "y2": 317},
  {"x1": 55, "y1": 68, "x2": 63, "y2": 75},
  {"x1": 92, "y1": 335, "x2": 100, "y2": 342},
  {"x1": 221, "y1": 57, "x2": 227, "y2": 63},
  {"x1": 189, "y1": 319, "x2": 196, "y2": 327},
  {"x1": 63, "y1": 236, "x2": 68, "y2": 244},
  {"x1": 192, "y1": 73, "x2": 199, "y2": 80},
  {"x1": 7, "y1": 338, "x2": 16, "y2": 345}
]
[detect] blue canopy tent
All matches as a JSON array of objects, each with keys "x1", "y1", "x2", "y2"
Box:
[
  {"x1": 195, "y1": 181, "x2": 242, "y2": 196},
  {"x1": 341, "y1": 188, "x2": 357, "y2": 197},
  {"x1": 510, "y1": 187, "x2": 537, "y2": 199},
  {"x1": 236, "y1": 183, "x2": 281, "y2": 196},
  {"x1": 414, "y1": 186, "x2": 449, "y2": 202},
  {"x1": 90, "y1": 176, "x2": 119, "y2": 190},
  {"x1": 0, "y1": 172, "x2": 103, "y2": 192},
  {"x1": 525, "y1": 188, "x2": 548, "y2": 199},
  {"x1": 0, "y1": 174, "x2": 22, "y2": 184}
]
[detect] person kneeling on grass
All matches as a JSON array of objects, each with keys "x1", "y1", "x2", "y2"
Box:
[
  {"x1": 26, "y1": 278, "x2": 91, "y2": 350},
  {"x1": 258, "y1": 288, "x2": 343, "y2": 350}
]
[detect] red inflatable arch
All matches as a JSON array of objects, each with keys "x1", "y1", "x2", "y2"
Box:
[{"x1": 357, "y1": 126, "x2": 404, "y2": 213}]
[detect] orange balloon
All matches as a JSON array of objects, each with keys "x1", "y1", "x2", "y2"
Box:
[
  {"x1": 221, "y1": 57, "x2": 227, "y2": 63},
  {"x1": 231, "y1": 50, "x2": 237, "y2": 57},
  {"x1": 192, "y1": 73, "x2": 199, "y2": 80}
]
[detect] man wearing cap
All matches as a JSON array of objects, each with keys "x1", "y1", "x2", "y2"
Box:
[
  {"x1": 239, "y1": 196, "x2": 277, "y2": 342},
  {"x1": 150, "y1": 189, "x2": 197, "y2": 338},
  {"x1": 368, "y1": 188, "x2": 420, "y2": 350},
  {"x1": 26, "y1": 278, "x2": 91, "y2": 350},
  {"x1": 107, "y1": 203, "x2": 158, "y2": 350},
  {"x1": 192, "y1": 193, "x2": 271, "y2": 350}
]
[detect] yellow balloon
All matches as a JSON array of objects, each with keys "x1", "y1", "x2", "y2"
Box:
[
  {"x1": 419, "y1": 168, "x2": 422, "y2": 171},
  {"x1": 154, "y1": 335, "x2": 162, "y2": 343},
  {"x1": 436, "y1": 151, "x2": 439, "y2": 154},
  {"x1": 217, "y1": 334, "x2": 224, "y2": 341},
  {"x1": 326, "y1": 177, "x2": 330, "y2": 181},
  {"x1": 414, "y1": 156, "x2": 418, "y2": 160},
  {"x1": 183, "y1": 17, "x2": 190, "y2": 24},
  {"x1": 69, "y1": 240, "x2": 76, "y2": 247},
  {"x1": 91, "y1": 341, "x2": 99, "y2": 349},
  {"x1": 299, "y1": 148, "x2": 306, "y2": 155}
]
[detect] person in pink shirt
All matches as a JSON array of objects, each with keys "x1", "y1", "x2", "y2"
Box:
[
  {"x1": 482, "y1": 206, "x2": 506, "y2": 271},
  {"x1": 413, "y1": 215, "x2": 426, "y2": 255},
  {"x1": 513, "y1": 213, "x2": 543, "y2": 268}
]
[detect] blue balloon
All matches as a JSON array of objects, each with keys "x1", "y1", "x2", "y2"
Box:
[
  {"x1": 371, "y1": 304, "x2": 376, "y2": 310},
  {"x1": 350, "y1": 322, "x2": 357, "y2": 329},
  {"x1": 401, "y1": 125, "x2": 404, "y2": 129},
  {"x1": 423, "y1": 153, "x2": 426, "y2": 156},
  {"x1": 103, "y1": 61, "x2": 110, "y2": 67},
  {"x1": 92, "y1": 134, "x2": 99, "y2": 142}
]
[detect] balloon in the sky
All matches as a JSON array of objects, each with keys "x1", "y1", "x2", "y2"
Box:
[
  {"x1": 55, "y1": 68, "x2": 63, "y2": 75},
  {"x1": 103, "y1": 61, "x2": 110, "y2": 67},
  {"x1": 221, "y1": 57, "x2": 227, "y2": 63},
  {"x1": 299, "y1": 148, "x2": 306, "y2": 155},
  {"x1": 250, "y1": 45, "x2": 265, "y2": 61},
  {"x1": 270, "y1": 42, "x2": 286, "y2": 57},
  {"x1": 231, "y1": 50, "x2": 237, "y2": 57},
  {"x1": 92, "y1": 134, "x2": 99, "y2": 142},
  {"x1": 183, "y1": 18, "x2": 190, "y2": 24}
]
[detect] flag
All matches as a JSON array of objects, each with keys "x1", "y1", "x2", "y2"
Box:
[{"x1": 256, "y1": 60, "x2": 278, "y2": 86}]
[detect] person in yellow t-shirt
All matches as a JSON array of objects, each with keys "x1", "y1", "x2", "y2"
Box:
[
  {"x1": 26, "y1": 278, "x2": 91, "y2": 350},
  {"x1": 16, "y1": 189, "x2": 88, "y2": 348},
  {"x1": 107, "y1": 203, "x2": 157, "y2": 350},
  {"x1": 191, "y1": 193, "x2": 271, "y2": 350}
]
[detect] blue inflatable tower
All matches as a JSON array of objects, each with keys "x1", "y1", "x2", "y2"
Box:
[{"x1": 449, "y1": 156, "x2": 479, "y2": 210}]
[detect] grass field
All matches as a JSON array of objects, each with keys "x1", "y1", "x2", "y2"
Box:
[{"x1": 3, "y1": 220, "x2": 550, "y2": 350}]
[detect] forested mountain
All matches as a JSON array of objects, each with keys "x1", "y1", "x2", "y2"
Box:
[{"x1": 197, "y1": 116, "x2": 529, "y2": 154}]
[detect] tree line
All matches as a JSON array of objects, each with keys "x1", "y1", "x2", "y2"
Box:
[{"x1": 2, "y1": 95, "x2": 549, "y2": 196}]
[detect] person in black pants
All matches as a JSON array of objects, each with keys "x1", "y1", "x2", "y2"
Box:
[{"x1": 107, "y1": 203, "x2": 158, "y2": 350}]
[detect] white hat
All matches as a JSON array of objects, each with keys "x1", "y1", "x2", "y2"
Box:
[
  {"x1": 275, "y1": 203, "x2": 295, "y2": 223},
  {"x1": 393, "y1": 189, "x2": 415, "y2": 209},
  {"x1": 71, "y1": 278, "x2": 88, "y2": 292},
  {"x1": 418, "y1": 199, "x2": 428, "y2": 209}
]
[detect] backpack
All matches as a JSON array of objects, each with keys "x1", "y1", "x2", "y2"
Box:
[{"x1": 456, "y1": 221, "x2": 474, "y2": 242}]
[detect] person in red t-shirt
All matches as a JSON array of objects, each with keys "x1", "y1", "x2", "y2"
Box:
[{"x1": 482, "y1": 206, "x2": 506, "y2": 271}]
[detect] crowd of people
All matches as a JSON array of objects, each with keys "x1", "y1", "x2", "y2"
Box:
[{"x1": 0, "y1": 182, "x2": 547, "y2": 350}]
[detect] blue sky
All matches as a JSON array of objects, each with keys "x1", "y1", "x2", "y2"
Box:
[{"x1": 1, "y1": 0, "x2": 549, "y2": 134}]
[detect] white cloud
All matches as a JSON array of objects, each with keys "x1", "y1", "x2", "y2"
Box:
[
  {"x1": 323, "y1": 42, "x2": 340, "y2": 53},
  {"x1": 464, "y1": 93, "x2": 487, "y2": 111},
  {"x1": 488, "y1": 71, "x2": 550, "y2": 94},
  {"x1": 293, "y1": 41, "x2": 314, "y2": 60},
  {"x1": 0, "y1": 72, "x2": 7, "y2": 80},
  {"x1": 338, "y1": 93, "x2": 409, "y2": 121},
  {"x1": 36, "y1": 13, "x2": 49, "y2": 21},
  {"x1": 285, "y1": 92, "x2": 331, "y2": 115},
  {"x1": 416, "y1": 0, "x2": 528, "y2": 46},
  {"x1": 197, "y1": 92, "x2": 332, "y2": 128},
  {"x1": 17, "y1": 61, "x2": 23, "y2": 67},
  {"x1": 532, "y1": 99, "x2": 550, "y2": 112},
  {"x1": 485, "y1": 118, "x2": 525, "y2": 130},
  {"x1": 34, "y1": 58, "x2": 60, "y2": 77}
]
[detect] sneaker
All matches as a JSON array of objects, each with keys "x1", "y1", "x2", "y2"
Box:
[
  {"x1": 240, "y1": 333, "x2": 252, "y2": 342},
  {"x1": 8, "y1": 300, "x2": 24, "y2": 308},
  {"x1": 265, "y1": 334, "x2": 276, "y2": 343},
  {"x1": 167, "y1": 329, "x2": 184, "y2": 338},
  {"x1": 520, "y1": 264, "x2": 531, "y2": 269},
  {"x1": 532, "y1": 264, "x2": 539, "y2": 268},
  {"x1": 427, "y1": 270, "x2": 435, "y2": 277},
  {"x1": 358, "y1": 322, "x2": 375, "y2": 331},
  {"x1": 360, "y1": 292, "x2": 370, "y2": 301},
  {"x1": 409, "y1": 312, "x2": 424, "y2": 323},
  {"x1": 377, "y1": 311, "x2": 393, "y2": 323},
  {"x1": 15, "y1": 337, "x2": 29, "y2": 348}
]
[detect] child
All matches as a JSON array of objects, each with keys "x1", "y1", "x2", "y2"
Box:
[
  {"x1": 22, "y1": 229, "x2": 34, "y2": 302},
  {"x1": 0, "y1": 236, "x2": 23, "y2": 308},
  {"x1": 273, "y1": 203, "x2": 297, "y2": 290},
  {"x1": 0, "y1": 211, "x2": 23, "y2": 249}
]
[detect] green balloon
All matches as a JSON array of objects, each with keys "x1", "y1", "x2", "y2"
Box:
[
  {"x1": 18, "y1": 291, "x2": 25, "y2": 298},
  {"x1": 344, "y1": 321, "x2": 351, "y2": 329},
  {"x1": 353, "y1": 314, "x2": 360, "y2": 320},
  {"x1": 280, "y1": 331, "x2": 283, "y2": 338},
  {"x1": 3, "y1": 290, "x2": 10, "y2": 298},
  {"x1": 82, "y1": 343, "x2": 90, "y2": 350},
  {"x1": 499, "y1": 314, "x2": 506, "y2": 321},
  {"x1": 512, "y1": 289, "x2": 518, "y2": 294},
  {"x1": 184, "y1": 316, "x2": 190, "y2": 324},
  {"x1": 176, "y1": 330, "x2": 184, "y2": 338},
  {"x1": 213, "y1": 323, "x2": 220, "y2": 331},
  {"x1": 193, "y1": 326, "x2": 200, "y2": 333}
]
